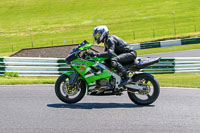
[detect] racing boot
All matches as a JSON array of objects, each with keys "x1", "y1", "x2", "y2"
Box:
[
  {"x1": 113, "y1": 72, "x2": 129, "y2": 95},
  {"x1": 116, "y1": 63, "x2": 131, "y2": 87},
  {"x1": 119, "y1": 71, "x2": 130, "y2": 87}
]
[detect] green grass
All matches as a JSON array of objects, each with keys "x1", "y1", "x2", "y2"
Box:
[
  {"x1": 154, "y1": 74, "x2": 200, "y2": 88},
  {"x1": 0, "y1": 77, "x2": 57, "y2": 85},
  {"x1": 1, "y1": 0, "x2": 200, "y2": 56},
  {"x1": 0, "y1": 74, "x2": 200, "y2": 88}
]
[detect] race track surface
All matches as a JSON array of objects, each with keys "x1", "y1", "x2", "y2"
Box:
[
  {"x1": 0, "y1": 85, "x2": 200, "y2": 133},
  {"x1": 140, "y1": 49, "x2": 200, "y2": 57}
]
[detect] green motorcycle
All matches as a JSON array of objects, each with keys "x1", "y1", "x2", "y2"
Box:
[{"x1": 55, "y1": 40, "x2": 160, "y2": 105}]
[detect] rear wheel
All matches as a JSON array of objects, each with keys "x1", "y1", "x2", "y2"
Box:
[
  {"x1": 127, "y1": 73, "x2": 160, "y2": 105},
  {"x1": 55, "y1": 74, "x2": 86, "y2": 104}
]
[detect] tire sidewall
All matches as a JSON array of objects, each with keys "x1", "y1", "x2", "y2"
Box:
[
  {"x1": 128, "y1": 73, "x2": 160, "y2": 105},
  {"x1": 55, "y1": 74, "x2": 86, "y2": 104}
]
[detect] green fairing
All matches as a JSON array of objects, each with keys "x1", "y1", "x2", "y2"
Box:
[
  {"x1": 62, "y1": 71, "x2": 74, "y2": 76},
  {"x1": 70, "y1": 58, "x2": 111, "y2": 85},
  {"x1": 91, "y1": 57, "x2": 107, "y2": 63},
  {"x1": 79, "y1": 43, "x2": 92, "y2": 50},
  {"x1": 70, "y1": 58, "x2": 95, "y2": 76}
]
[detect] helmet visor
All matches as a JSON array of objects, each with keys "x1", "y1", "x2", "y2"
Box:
[
  {"x1": 93, "y1": 32, "x2": 101, "y2": 44},
  {"x1": 93, "y1": 32, "x2": 101, "y2": 40}
]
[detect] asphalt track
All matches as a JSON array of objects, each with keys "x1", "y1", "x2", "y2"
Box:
[
  {"x1": 140, "y1": 49, "x2": 200, "y2": 57},
  {"x1": 0, "y1": 84, "x2": 200, "y2": 133}
]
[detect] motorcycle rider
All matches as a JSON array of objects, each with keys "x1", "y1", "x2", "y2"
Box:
[{"x1": 87, "y1": 25, "x2": 137, "y2": 87}]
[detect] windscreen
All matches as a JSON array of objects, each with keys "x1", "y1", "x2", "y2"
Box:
[{"x1": 70, "y1": 40, "x2": 89, "y2": 54}]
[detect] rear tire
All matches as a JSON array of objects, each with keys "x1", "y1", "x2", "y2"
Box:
[
  {"x1": 127, "y1": 73, "x2": 160, "y2": 105},
  {"x1": 55, "y1": 74, "x2": 86, "y2": 104}
]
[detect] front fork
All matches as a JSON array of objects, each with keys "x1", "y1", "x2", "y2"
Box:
[
  {"x1": 68, "y1": 72, "x2": 79, "y2": 90},
  {"x1": 63, "y1": 71, "x2": 89, "y2": 92}
]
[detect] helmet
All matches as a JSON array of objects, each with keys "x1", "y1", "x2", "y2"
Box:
[{"x1": 93, "y1": 25, "x2": 109, "y2": 44}]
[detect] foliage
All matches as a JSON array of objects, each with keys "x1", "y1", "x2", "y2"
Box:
[{"x1": 4, "y1": 72, "x2": 19, "y2": 77}]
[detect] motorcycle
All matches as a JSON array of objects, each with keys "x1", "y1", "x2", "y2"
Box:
[{"x1": 55, "y1": 40, "x2": 160, "y2": 105}]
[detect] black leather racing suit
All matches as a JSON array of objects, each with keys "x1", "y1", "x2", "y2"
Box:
[{"x1": 97, "y1": 35, "x2": 137, "y2": 79}]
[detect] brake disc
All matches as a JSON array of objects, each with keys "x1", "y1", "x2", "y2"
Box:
[{"x1": 62, "y1": 81, "x2": 79, "y2": 96}]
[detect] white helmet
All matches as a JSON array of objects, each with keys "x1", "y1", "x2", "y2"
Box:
[{"x1": 93, "y1": 25, "x2": 109, "y2": 44}]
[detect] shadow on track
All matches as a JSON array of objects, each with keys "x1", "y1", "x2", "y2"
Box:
[{"x1": 47, "y1": 103, "x2": 154, "y2": 109}]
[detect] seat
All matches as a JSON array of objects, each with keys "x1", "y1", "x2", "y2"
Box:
[{"x1": 124, "y1": 57, "x2": 160, "y2": 70}]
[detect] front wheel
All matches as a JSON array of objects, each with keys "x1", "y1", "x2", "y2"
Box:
[
  {"x1": 127, "y1": 73, "x2": 160, "y2": 105},
  {"x1": 55, "y1": 74, "x2": 86, "y2": 104}
]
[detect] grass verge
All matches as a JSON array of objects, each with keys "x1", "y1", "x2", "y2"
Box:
[
  {"x1": 154, "y1": 74, "x2": 200, "y2": 88},
  {"x1": 0, "y1": 76, "x2": 57, "y2": 85},
  {"x1": 0, "y1": 74, "x2": 200, "y2": 88}
]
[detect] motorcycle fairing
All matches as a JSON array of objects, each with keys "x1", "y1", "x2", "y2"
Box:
[{"x1": 70, "y1": 58, "x2": 111, "y2": 86}]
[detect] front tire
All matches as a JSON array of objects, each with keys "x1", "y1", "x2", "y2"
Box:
[
  {"x1": 127, "y1": 73, "x2": 160, "y2": 105},
  {"x1": 55, "y1": 74, "x2": 86, "y2": 104}
]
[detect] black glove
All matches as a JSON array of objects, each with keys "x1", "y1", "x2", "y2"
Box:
[{"x1": 86, "y1": 52, "x2": 97, "y2": 57}]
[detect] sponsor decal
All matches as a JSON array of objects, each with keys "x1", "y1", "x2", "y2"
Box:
[{"x1": 71, "y1": 61, "x2": 84, "y2": 63}]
